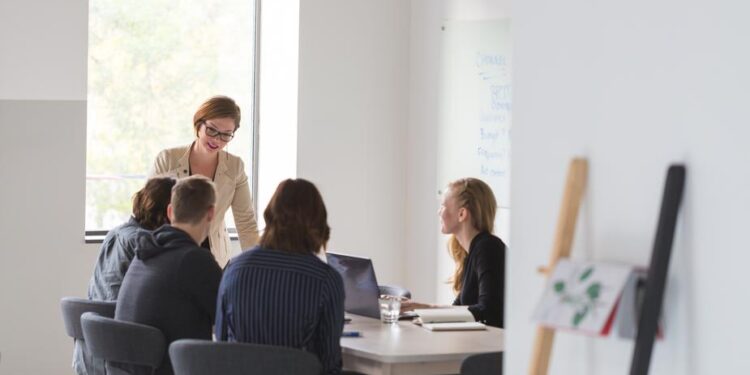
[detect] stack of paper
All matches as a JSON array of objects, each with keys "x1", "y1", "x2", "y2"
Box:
[{"x1": 422, "y1": 322, "x2": 486, "y2": 331}]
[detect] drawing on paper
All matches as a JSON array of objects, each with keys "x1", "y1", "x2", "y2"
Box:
[{"x1": 532, "y1": 259, "x2": 632, "y2": 335}]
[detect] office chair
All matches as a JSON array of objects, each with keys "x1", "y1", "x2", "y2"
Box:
[
  {"x1": 461, "y1": 352, "x2": 503, "y2": 375},
  {"x1": 169, "y1": 339, "x2": 322, "y2": 375},
  {"x1": 61, "y1": 297, "x2": 117, "y2": 340},
  {"x1": 378, "y1": 284, "x2": 412, "y2": 299},
  {"x1": 80, "y1": 312, "x2": 166, "y2": 375},
  {"x1": 60, "y1": 297, "x2": 116, "y2": 375}
]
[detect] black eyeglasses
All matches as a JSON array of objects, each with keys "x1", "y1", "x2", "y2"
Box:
[{"x1": 202, "y1": 122, "x2": 234, "y2": 142}]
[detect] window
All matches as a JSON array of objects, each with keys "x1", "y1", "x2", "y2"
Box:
[
  {"x1": 255, "y1": 0, "x2": 299, "y2": 229},
  {"x1": 86, "y1": 0, "x2": 259, "y2": 233}
]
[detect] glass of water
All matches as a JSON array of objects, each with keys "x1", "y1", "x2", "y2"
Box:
[{"x1": 378, "y1": 295, "x2": 402, "y2": 324}]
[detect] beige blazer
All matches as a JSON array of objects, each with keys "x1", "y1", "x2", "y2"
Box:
[{"x1": 150, "y1": 144, "x2": 260, "y2": 267}]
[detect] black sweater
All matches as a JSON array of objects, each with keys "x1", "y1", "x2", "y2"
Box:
[
  {"x1": 452, "y1": 231, "x2": 506, "y2": 328},
  {"x1": 115, "y1": 225, "x2": 222, "y2": 375}
]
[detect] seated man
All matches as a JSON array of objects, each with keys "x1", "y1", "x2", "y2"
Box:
[
  {"x1": 215, "y1": 179, "x2": 345, "y2": 375},
  {"x1": 115, "y1": 175, "x2": 222, "y2": 375}
]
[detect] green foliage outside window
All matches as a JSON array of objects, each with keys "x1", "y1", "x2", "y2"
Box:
[{"x1": 86, "y1": 0, "x2": 255, "y2": 230}]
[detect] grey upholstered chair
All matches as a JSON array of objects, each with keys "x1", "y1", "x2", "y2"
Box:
[
  {"x1": 378, "y1": 284, "x2": 412, "y2": 299},
  {"x1": 61, "y1": 297, "x2": 117, "y2": 339},
  {"x1": 60, "y1": 297, "x2": 116, "y2": 375},
  {"x1": 169, "y1": 339, "x2": 322, "y2": 375},
  {"x1": 80, "y1": 312, "x2": 166, "y2": 375},
  {"x1": 460, "y1": 352, "x2": 503, "y2": 375}
]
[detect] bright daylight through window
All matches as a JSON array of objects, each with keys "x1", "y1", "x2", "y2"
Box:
[{"x1": 86, "y1": 0, "x2": 257, "y2": 232}]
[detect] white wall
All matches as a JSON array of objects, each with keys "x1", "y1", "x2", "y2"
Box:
[
  {"x1": 297, "y1": 0, "x2": 410, "y2": 286},
  {"x1": 0, "y1": 0, "x2": 87, "y2": 100},
  {"x1": 0, "y1": 1, "x2": 95, "y2": 374},
  {"x1": 509, "y1": 0, "x2": 750, "y2": 374},
  {"x1": 404, "y1": 0, "x2": 442, "y2": 303}
]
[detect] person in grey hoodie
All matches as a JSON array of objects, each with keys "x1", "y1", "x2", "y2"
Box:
[
  {"x1": 114, "y1": 175, "x2": 222, "y2": 375},
  {"x1": 74, "y1": 177, "x2": 175, "y2": 375}
]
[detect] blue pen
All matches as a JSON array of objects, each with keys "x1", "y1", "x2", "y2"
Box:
[{"x1": 342, "y1": 331, "x2": 361, "y2": 337}]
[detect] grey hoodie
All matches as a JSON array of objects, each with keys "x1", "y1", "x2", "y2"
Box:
[{"x1": 114, "y1": 225, "x2": 222, "y2": 375}]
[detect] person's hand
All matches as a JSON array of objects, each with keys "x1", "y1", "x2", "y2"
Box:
[{"x1": 400, "y1": 299, "x2": 434, "y2": 313}]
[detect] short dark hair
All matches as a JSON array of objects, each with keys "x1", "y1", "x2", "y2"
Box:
[
  {"x1": 132, "y1": 177, "x2": 176, "y2": 230},
  {"x1": 260, "y1": 179, "x2": 330, "y2": 254},
  {"x1": 171, "y1": 176, "x2": 216, "y2": 224}
]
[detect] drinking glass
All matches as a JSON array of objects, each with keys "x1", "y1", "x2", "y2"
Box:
[{"x1": 378, "y1": 295, "x2": 402, "y2": 324}]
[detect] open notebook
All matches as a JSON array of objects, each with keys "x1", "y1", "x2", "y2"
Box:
[{"x1": 414, "y1": 307, "x2": 486, "y2": 331}]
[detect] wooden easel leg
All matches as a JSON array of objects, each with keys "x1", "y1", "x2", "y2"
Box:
[
  {"x1": 528, "y1": 158, "x2": 588, "y2": 375},
  {"x1": 529, "y1": 326, "x2": 555, "y2": 375}
]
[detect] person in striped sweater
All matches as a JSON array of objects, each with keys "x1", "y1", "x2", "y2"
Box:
[{"x1": 215, "y1": 178, "x2": 345, "y2": 374}]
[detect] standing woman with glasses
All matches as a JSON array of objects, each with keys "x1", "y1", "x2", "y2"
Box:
[{"x1": 150, "y1": 96, "x2": 259, "y2": 267}]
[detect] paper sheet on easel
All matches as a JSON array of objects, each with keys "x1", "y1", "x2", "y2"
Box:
[{"x1": 532, "y1": 259, "x2": 633, "y2": 336}]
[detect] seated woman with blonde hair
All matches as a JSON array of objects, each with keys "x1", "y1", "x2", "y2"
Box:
[{"x1": 402, "y1": 177, "x2": 506, "y2": 328}]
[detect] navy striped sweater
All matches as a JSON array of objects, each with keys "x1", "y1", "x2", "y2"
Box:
[{"x1": 215, "y1": 246, "x2": 345, "y2": 374}]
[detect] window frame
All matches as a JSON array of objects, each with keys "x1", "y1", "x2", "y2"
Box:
[{"x1": 84, "y1": 0, "x2": 263, "y2": 243}]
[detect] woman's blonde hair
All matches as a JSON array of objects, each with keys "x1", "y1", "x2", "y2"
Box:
[{"x1": 446, "y1": 178, "x2": 497, "y2": 294}]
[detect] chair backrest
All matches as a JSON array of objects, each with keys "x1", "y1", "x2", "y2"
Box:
[
  {"x1": 461, "y1": 352, "x2": 503, "y2": 375},
  {"x1": 378, "y1": 284, "x2": 412, "y2": 299},
  {"x1": 60, "y1": 297, "x2": 116, "y2": 339},
  {"x1": 80, "y1": 312, "x2": 166, "y2": 370},
  {"x1": 169, "y1": 339, "x2": 322, "y2": 375}
]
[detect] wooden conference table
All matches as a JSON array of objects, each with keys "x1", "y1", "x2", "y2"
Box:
[{"x1": 340, "y1": 314, "x2": 505, "y2": 375}]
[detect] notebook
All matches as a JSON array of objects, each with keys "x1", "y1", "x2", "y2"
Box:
[
  {"x1": 422, "y1": 322, "x2": 487, "y2": 331},
  {"x1": 414, "y1": 307, "x2": 487, "y2": 331}
]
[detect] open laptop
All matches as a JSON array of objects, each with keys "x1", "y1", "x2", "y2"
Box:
[
  {"x1": 326, "y1": 252, "x2": 382, "y2": 318},
  {"x1": 326, "y1": 252, "x2": 417, "y2": 320}
]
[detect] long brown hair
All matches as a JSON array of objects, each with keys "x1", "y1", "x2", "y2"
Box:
[
  {"x1": 132, "y1": 177, "x2": 176, "y2": 230},
  {"x1": 260, "y1": 179, "x2": 331, "y2": 254},
  {"x1": 446, "y1": 178, "x2": 497, "y2": 294}
]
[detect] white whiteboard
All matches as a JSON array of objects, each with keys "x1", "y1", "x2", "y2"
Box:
[{"x1": 437, "y1": 19, "x2": 512, "y2": 241}]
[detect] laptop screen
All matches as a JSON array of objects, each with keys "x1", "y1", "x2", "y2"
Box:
[{"x1": 326, "y1": 252, "x2": 381, "y2": 319}]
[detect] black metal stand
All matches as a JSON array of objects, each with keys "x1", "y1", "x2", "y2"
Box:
[{"x1": 629, "y1": 165, "x2": 685, "y2": 375}]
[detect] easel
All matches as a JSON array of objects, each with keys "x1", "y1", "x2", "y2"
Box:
[
  {"x1": 529, "y1": 158, "x2": 588, "y2": 375},
  {"x1": 527, "y1": 161, "x2": 685, "y2": 375}
]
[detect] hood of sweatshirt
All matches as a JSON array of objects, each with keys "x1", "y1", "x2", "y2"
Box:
[{"x1": 135, "y1": 225, "x2": 198, "y2": 260}]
